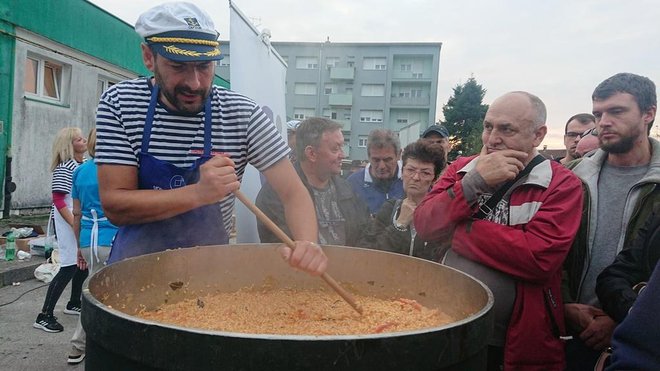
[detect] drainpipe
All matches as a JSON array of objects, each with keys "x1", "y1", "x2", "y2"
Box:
[{"x1": 4, "y1": 154, "x2": 15, "y2": 219}]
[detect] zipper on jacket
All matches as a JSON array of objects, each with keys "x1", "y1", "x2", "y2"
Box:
[
  {"x1": 409, "y1": 228, "x2": 416, "y2": 256},
  {"x1": 543, "y1": 287, "x2": 563, "y2": 338},
  {"x1": 576, "y1": 184, "x2": 592, "y2": 301}
]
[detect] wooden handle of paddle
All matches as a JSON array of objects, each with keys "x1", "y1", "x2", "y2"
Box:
[{"x1": 234, "y1": 190, "x2": 363, "y2": 314}]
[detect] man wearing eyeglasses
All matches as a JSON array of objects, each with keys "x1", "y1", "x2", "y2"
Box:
[
  {"x1": 256, "y1": 117, "x2": 369, "y2": 247},
  {"x1": 560, "y1": 113, "x2": 596, "y2": 165},
  {"x1": 415, "y1": 91, "x2": 583, "y2": 370}
]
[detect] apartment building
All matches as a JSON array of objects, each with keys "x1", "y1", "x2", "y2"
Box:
[{"x1": 218, "y1": 41, "x2": 442, "y2": 160}]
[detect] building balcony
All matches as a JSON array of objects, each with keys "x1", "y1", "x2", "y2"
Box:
[
  {"x1": 329, "y1": 67, "x2": 355, "y2": 80},
  {"x1": 391, "y1": 73, "x2": 432, "y2": 81},
  {"x1": 329, "y1": 93, "x2": 353, "y2": 106},
  {"x1": 337, "y1": 119, "x2": 352, "y2": 132},
  {"x1": 390, "y1": 96, "x2": 430, "y2": 106}
]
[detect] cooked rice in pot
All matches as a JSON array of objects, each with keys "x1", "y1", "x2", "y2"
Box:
[{"x1": 136, "y1": 286, "x2": 454, "y2": 335}]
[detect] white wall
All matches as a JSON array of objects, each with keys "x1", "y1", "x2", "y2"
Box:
[{"x1": 11, "y1": 29, "x2": 134, "y2": 210}]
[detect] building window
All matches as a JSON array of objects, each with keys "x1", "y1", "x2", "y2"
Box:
[
  {"x1": 411, "y1": 89, "x2": 423, "y2": 98},
  {"x1": 400, "y1": 64, "x2": 412, "y2": 72},
  {"x1": 361, "y1": 84, "x2": 385, "y2": 97},
  {"x1": 359, "y1": 110, "x2": 383, "y2": 123},
  {"x1": 24, "y1": 56, "x2": 65, "y2": 101},
  {"x1": 324, "y1": 84, "x2": 336, "y2": 95},
  {"x1": 219, "y1": 54, "x2": 230, "y2": 67},
  {"x1": 358, "y1": 136, "x2": 368, "y2": 148},
  {"x1": 294, "y1": 83, "x2": 317, "y2": 95},
  {"x1": 412, "y1": 72, "x2": 423, "y2": 79},
  {"x1": 24, "y1": 58, "x2": 38, "y2": 94},
  {"x1": 398, "y1": 91, "x2": 411, "y2": 98},
  {"x1": 347, "y1": 61, "x2": 355, "y2": 68},
  {"x1": 296, "y1": 56, "x2": 318, "y2": 69},
  {"x1": 293, "y1": 108, "x2": 315, "y2": 120},
  {"x1": 326, "y1": 57, "x2": 340, "y2": 68},
  {"x1": 363, "y1": 57, "x2": 387, "y2": 71},
  {"x1": 397, "y1": 118, "x2": 408, "y2": 124},
  {"x1": 97, "y1": 78, "x2": 117, "y2": 98},
  {"x1": 322, "y1": 109, "x2": 339, "y2": 120}
]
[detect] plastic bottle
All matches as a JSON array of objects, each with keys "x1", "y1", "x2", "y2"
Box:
[
  {"x1": 44, "y1": 237, "x2": 53, "y2": 260},
  {"x1": 5, "y1": 232, "x2": 16, "y2": 261}
]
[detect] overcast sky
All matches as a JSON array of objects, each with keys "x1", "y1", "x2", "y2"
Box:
[{"x1": 88, "y1": 0, "x2": 660, "y2": 148}]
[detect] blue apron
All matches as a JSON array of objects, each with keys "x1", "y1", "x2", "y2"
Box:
[{"x1": 108, "y1": 85, "x2": 228, "y2": 264}]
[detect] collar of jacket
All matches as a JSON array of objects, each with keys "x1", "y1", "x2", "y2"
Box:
[
  {"x1": 293, "y1": 161, "x2": 355, "y2": 200},
  {"x1": 572, "y1": 137, "x2": 660, "y2": 184},
  {"x1": 456, "y1": 151, "x2": 553, "y2": 189}
]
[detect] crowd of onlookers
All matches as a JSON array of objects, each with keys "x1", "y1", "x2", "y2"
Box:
[{"x1": 270, "y1": 72, "x2": 659, "y2": 371}]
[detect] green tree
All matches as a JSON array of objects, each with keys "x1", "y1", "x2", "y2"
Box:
[{"x1": 441, "y1": 77, "x2": 489, "y2": 159}]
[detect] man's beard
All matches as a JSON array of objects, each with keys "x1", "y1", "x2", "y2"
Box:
[
  {"x1": 154, "y1": 70, "x2": 210, "y2": 114},
  {"x1": 601, "y1": 134, "x2": 635, "y2": 154}
]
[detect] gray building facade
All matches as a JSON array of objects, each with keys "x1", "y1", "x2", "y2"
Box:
[{"x1": 218, "y1": 41, "x2": 442, "y2": 160}]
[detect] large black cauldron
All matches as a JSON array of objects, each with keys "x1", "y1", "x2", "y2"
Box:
[{"x1": 82, "y1": 244, "x2": 493, "y2": 370}]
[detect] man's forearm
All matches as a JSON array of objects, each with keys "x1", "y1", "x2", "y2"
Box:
[
  {"x1": 101, "y1": 185, "x2": 207, "y2": 225},
  {"x1": 461, "y1": 169, "x2": 496, "y2": 207}
]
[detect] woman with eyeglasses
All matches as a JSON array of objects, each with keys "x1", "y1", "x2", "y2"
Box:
[{"x1": 358, "y1": 139, "x2": 446, "y2": 260}]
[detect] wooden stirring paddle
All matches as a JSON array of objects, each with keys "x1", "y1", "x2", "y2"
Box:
[{"x1": 233, "y1": 190, "x2": 363, "y2": 315}]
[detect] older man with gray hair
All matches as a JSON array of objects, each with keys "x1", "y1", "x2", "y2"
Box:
[
  {"x1": 347, "y1": 129, "x2": 404, "y2": 215},
  {"x1": 415, "y1": 91, "x2": 583, "y2": 370}
]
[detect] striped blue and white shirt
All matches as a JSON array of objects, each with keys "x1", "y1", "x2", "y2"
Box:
[
  {"x1": 95, "y1": 77, "x2": 290, "y2": 233},
  {"x1": 52, "y1": 159, "x2": 81, "y2": 194}
]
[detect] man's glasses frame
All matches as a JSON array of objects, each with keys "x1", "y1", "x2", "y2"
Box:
[{"x1": 565, "y1": 127, "x2": 598, "y2": 139}]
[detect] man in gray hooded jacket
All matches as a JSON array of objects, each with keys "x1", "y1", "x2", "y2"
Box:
[{"x1": 563, "y1": 72, "x2": 660, "y2": 370}]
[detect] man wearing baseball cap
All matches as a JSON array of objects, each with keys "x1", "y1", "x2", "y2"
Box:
[
  {"x1": 421, "y1": 123, "x2": 451, "y2": 163},
  {"x1": 95, "y1": 3, "x2": 326, "y2": 278}
]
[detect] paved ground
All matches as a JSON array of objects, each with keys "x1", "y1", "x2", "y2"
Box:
[
  {"x1": 0, "y1": 213, "x2": 241, "y2": 370},
  {"x1": 0, "y1": 213, "x2": 84, "y2": 369},
  {"x1": 0, "y1": 278, "x2": 84, "y2": 370}
]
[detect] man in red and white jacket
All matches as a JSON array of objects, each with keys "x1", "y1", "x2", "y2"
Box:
[{"x1": 415, "y1": 91, "x2": 583, "y2": 371}]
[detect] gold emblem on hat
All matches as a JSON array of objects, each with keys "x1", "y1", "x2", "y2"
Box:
[
  {"x1": 163, "y1": 45, "x2": 221, "y2": 57},
  {"x1": 147, "y1": 36, "x2": 219, "y2": 47}
]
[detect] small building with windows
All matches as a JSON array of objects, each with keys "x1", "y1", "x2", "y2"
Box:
[{"x1": 0, "y1": 0, "x2": 229, "y2": 214}]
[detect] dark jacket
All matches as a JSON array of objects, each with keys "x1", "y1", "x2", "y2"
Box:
[
  {"x1": 607, "y1": 260, "x2": 660, "y2": 371},
  {"x1": 596, "y1": 204, "x2": 660, "y2": 323},
  {"x1": 562, "y1": 139, "x2": 660, "y2": 303},
  {"x1": 255, "y1": 162, "x2": 369, "y2": 246},
  {"x1": 358, "y1": 198, "x2": 443, "y2": 261}
]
